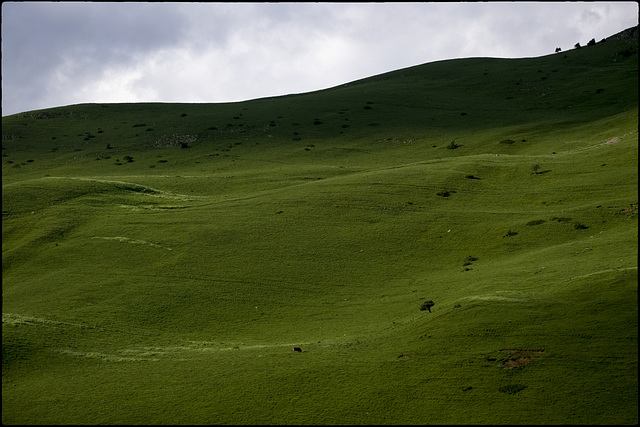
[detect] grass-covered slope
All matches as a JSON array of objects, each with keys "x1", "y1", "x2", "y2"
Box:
[{"x1": 2, "y1": 26, "x2": 638, "y2": 424}]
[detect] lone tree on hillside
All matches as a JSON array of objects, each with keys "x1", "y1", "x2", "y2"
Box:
[{"x1": 420, "y1": 300, "x2": 435, "y2": 313}]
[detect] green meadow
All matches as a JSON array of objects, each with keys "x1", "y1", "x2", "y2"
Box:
[{"x1": 2, "y1": 26, "x2": 637, "y2": 424}]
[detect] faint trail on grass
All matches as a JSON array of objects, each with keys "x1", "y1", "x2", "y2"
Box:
[
  {"x1": 566, "y1": 266, "x2": 637, "y2": 282},
  {"x1": 54, "y1": 341, "x2": 320, "y2": 363},
  {"x1": 554, "y1": 130, "x2": 637, "y2": 155},
  {"x1": 92, "y1": 236, "x2": 173, "y2": 250},
  {"x1": 459, "y1": 295, "x2": 530, "y2": 303},
  {"x1": 136, "y1": 340, "x2": 317, "y2": 355},
  {"x1": 4, "y1": 312, "x2": 316, "y2": 362},
  {"x1": 44, "y1": 176, "x2": 201, "y2": 201},
  {"x1": 54, "y1": 349, "x2": 159, "y2": 362},
  {"x1": 2, "y1": 313, "x2": 102, "y2": 330}
]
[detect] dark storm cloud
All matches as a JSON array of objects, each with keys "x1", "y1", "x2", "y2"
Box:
[
  {"x1": 2, "y1": 2, "x2": 190, "y2": 114},
  {"x1": 2, "y1": 2, "x2": 638, "y2": 116}
]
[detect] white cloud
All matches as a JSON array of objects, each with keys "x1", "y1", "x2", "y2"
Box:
[{"x1": 1, "y1": 2, "x2": 637, "y2": 116}]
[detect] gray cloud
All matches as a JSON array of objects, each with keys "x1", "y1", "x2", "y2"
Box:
[
  {"x1": 2, "y1": 2, "x2": 637, "y2": 116},
  {"x1": 2, "y1": 2, "x2": 189, "y2": 113}
]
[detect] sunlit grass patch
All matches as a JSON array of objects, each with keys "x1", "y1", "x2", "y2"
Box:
[{"x1": 91, "y1": 236, "x2": 173, "y2": 250}]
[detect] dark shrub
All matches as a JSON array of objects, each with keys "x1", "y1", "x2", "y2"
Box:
[
  {"x1": 587, "y1": 38, "x2": 596, "y2": 46},
  {"x1": 499, "y1": 384, "x2": 527, "y2": 395},
  {"x1": 420, "y1": 300, "x2": 435, "y2": 312},
  {"x1": 447, "y1": 141, "x2": 460, "y2": 150},
  {"x1": 526, "y1": 219, "x2": 546, "y2": 226},
  {"x1": 550, "y1": 216, "x2": 572, "y2": 223},
  {"x1": 574, "y1": 222, "x2": 589, "y2": 230},
  {"x1": 499, "y1": 139, "x2": 515, "y2": 145},
  {"x1": 504, "y1": 230, "x2": 518, "y2": 237}
]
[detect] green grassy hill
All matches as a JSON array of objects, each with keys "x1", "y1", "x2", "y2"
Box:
[{"x1": 2, "y1": 26, "x2": 638, "y2": 424}]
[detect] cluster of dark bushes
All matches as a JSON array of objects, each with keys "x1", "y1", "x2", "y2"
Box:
[
  {"x1": 152, "y1": 133, "x2": 197, "y2": 148},
  {"x1": 463, "y1": 255, "x2": 478, "y2": 271},
  {"x1": 556, "y1": 36, "x2": 607, "y2": 52},
  {"x1": 513, "y1": 217, "x2": 590, "y2": 233},
  {"x1": 114, "y1": 155, "x2": 134, "y2": 166},
  {"x1": 463, "y1": 255, "x2": 478, "y2": 267}
]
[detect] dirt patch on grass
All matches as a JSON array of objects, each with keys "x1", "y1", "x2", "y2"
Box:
[
  {"x1": 503, "y1": 357, "x2": 532, "y2": 368},
  {"x1": 618, "y1": 202, "x2": 638, "y2": 215},
  {"x1": 500, "y1": 349, "x2": 546, "y2": 356},
  {"x1": 500, "y1": 349, "x2": 546, "y2": 369},
  {"x1": 601, "y1": 137, "x2": 621, "y2": 145}
]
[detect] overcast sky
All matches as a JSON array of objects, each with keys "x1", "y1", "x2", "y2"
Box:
[{"x1": 1, "y1": 2, "x2": 638, "y2": 116}]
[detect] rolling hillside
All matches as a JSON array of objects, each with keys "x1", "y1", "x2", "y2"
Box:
[{"x1": 2, "y1": 26, "x2": 638, "y2": 424}]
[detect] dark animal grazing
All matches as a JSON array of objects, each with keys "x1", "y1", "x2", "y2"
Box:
[{"x1": 292, "y1": 347, "x2": 302, "y2": 352}]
